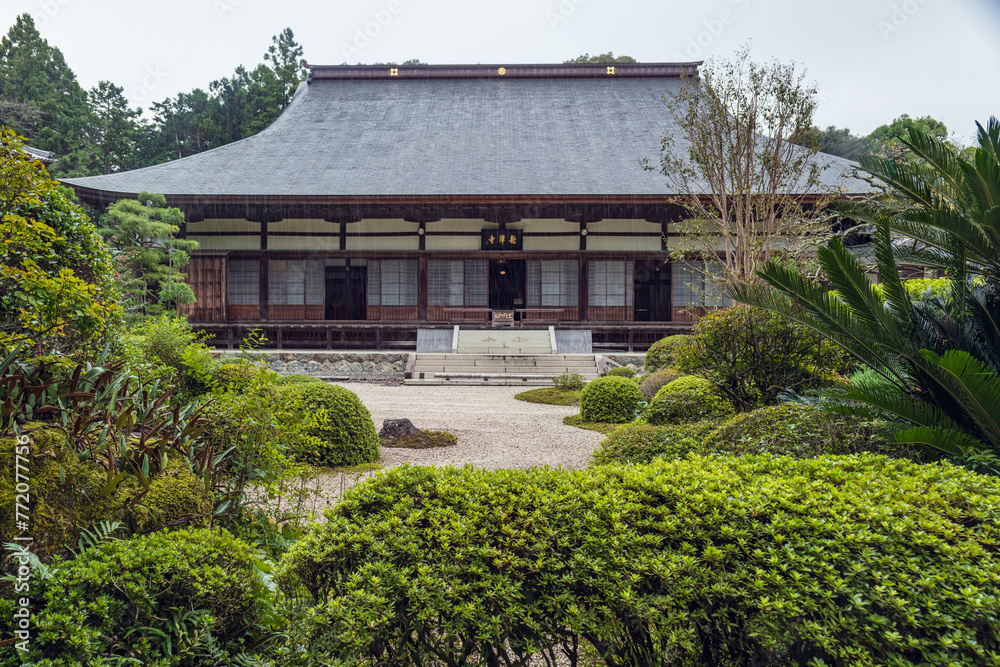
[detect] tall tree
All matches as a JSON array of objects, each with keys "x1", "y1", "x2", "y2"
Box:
[
  {"x1": 564, "y1": 52, "x2": 637, "y2": 63},
  {"x1": 83, "y1": 80, "x2": 143, "y2": 174},
  {"x1": 144, "y1": 89, "x2": 220, "y2": 164},
  {"x1": 798, "y1": 125, "x2": 876, "y2": 162},
  {"x1": 644, "y1": 44, "x2": 834, "y2": 289},
  {"x1": 0, "y1": 14, "x2": 92, "y2": 175},
  {"x1": 100, "y1": 193, "x2": 199, "y2": 317}
]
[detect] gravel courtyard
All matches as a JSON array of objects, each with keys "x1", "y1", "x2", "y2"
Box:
[{"x1": 307, "y1": 383, "x2": 605, "y2": 507}]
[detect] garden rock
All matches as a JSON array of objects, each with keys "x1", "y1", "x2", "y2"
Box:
[{"x1": 380, "y1": 418, "x2": 421, "y2": 438}]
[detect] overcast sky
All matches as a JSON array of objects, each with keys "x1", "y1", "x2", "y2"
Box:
[{"x1": 4, "y1": 0, "x2": 998, "y2": 143}]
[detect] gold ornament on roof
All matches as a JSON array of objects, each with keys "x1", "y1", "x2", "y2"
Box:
[
  {"x1": 607, "y1": 66, "x2": 615, "y2": 75},
  {"x1": 498, "y1": 67, "x2": 506, "y2": 76},
  {"x1": 390, "y1": 68, "x2": 398, "y2": 76}
]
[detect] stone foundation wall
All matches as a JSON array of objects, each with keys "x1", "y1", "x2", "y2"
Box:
[
  {"x1": 606, "y1": 354, "x2": 646, "y2": 372},
  {"x1": 217, "y1": 352, "x2": 408, "y2": 379}
]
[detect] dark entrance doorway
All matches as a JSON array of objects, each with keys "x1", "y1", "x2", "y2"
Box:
[
  {"x1": 489, "y1": 259, "x2": 525, "y2": 318},
  {"x1": 633, "y1": 261, "x2": 671, "y2": 322},
  {"x1": 325, "y1": 266, "x2": 367, "y2": 320}
]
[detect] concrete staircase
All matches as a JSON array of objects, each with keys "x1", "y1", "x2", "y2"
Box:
[{"x1": 405, "y1": 328, "x2": 599, "y2": 385}]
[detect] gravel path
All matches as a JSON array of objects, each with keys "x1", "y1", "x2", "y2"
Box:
[{"x1": 302, "y1": 383, "x2": 604, "y2": 510}]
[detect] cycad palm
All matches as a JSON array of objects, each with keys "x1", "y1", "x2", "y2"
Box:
[{"x1": 733, "y1": 117, "x2": 1000, "y2": 470}]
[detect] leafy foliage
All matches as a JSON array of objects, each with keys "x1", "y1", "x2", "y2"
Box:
[
  {"x1": 590, "y1": 420, "x2": 721, "y2": 466},
  {"x1": 643, "y1": 334, "x2": 690, "y2": 372},
  {"x1": 4, "y1": 528, "x2": 270, "y2": 665},
  {"x1": 675, "y1": 305, "x2": 851, "y2": 410},
  {"x1": 277, "y1": 383, "x2": 379, "y2": 466},
  {"x1": 579, "y1": 376, "x2": 644, "y2": 424},
  {"x1": 276, "y1": 458, "x2": 1000, "y2": 666},
  {"x1": 701, "y1": 402, "x2": 917, "y2": 459},
  {"x1": 0, "y1": 129, "x2": 120, "y2": 354},
  {"x1": 644, "y1": 375, "x2": 734, "y2": 425},
  {"x1": 605, "y1": 366, "x2": 635, "y2": 378},
  {"x1": 552, "y1": 372, "x2": 586, "y2": 390},
  {"x1": 734, "y1": 117, "x2": 1000, "y2": 471}
]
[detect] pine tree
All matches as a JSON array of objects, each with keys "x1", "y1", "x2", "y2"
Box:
[
  {"x1": 0, "y1": 14, "x2": 92, "y2": 175},
  {"x1": 100, "y1": 193, "x2": 199, "y2": 316}
]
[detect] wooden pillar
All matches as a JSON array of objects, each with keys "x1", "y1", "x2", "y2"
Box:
[
  {"x1": 259, "y1": 255, "x2": 269, "y2": 321},
  {"x1": 417, "y1": 256, "x2": 428, "y2": 322},
  {"x1": 578, "y1": 256, "x2": 588, "y2": 322},
  {"x1": 339, "y1": 221, "x2": 347, "y2": 251}
]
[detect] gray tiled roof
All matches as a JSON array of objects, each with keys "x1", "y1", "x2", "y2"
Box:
[{"x1": 62, "y1": 72, "x2": 870, "y2": 197}]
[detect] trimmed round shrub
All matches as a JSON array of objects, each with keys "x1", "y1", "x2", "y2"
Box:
[
  {"x1": 277, "y1": 373, "x2": 326, "y2": 385},
  {"x1": 278, "y1": 383, "x2": 379, "y2": 466},
  {"x1": 276, "y1": 458, "x2": 1000, "y2": 666},
  {"x1": 130, "y1": 458, "x2": 214, "y2": 533},
  {"x1": 644, "y1": 334, "x2": 690, "y2": 372},
  {"x1": 9, "y1": 528, "x2": 265, "y2": 663},
  {"x1": 702, "y1": 402, "x2": 921, "y2": 460},
  {"x1": 606, "y1": 366, "x2": 636, "y2": 378},
  {"x1": 579, "y1": 375, "x2": 644, "y2": 423},
  {"x1": 637, "y1": 367, "x2": 682, "y2": 401},
  {"x1": 645, "y1": 375, "x2": 734, "y2": 425},
  {"x1": 590, "y1": 420, "x2": 721, "y2": 466}
]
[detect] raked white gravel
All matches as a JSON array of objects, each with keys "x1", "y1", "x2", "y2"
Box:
[{"x1": 302, "y1": 383, "x2": 604, "y2": 511}]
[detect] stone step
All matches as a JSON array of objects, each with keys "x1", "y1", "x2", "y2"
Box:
[
  {"x1": 403, "y1": 378, "x2": 559, "y2": 386},
  {"x1": 413, "y1": 366, "x2": 598, "y2": 375},
  {"x1": 413, "y1": 359, "x2": 597, "y2": 368}
]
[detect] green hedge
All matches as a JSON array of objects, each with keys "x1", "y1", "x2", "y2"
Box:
[
  {"x1": 590, "y1": 420, "x2": 722, "y2": 466},
  {"x1": 2, "y1": 528, "x2": 265, "y2": 665},
  {"x1": 276, "y1": 458, "x2": 1000, "y2": 666},
  {"x1": 645, "y1": 375, "x2": 734, "y2": 425},
  {"x1": 277, "y1": 383, "x2": 379, "y2": 466},
  {"x1": 579, "y1": 375, "x2": 644, "y2": 423},
  {"x1": 592, "y1": 403, "x2": 920, "y2": 467},
  {"x1": 605, "y1": 366, "x2": 636, "y2": 378},
  {"x1": 702, "y1": 402, "x2": 919, "y2": 459},
  {"x1": 644, "y1": 334, "x2": 689, "y2": 372}
]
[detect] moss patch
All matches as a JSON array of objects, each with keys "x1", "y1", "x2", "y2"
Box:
[
  {"x1": 381, "y1": 431, "x2": 458, "y2": 449},
  {"x1": 514, "y1": 387, "x2": 581, "y2": 406},
  {"x1": 562, "y1": 414, "x2": 622, "y2": 435}
]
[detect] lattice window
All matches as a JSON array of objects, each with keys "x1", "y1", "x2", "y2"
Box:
[
  {"x1": 228, "y1": 259, "x2": 259, "y2": 305},
  {"x1": 528, "y1": 260, "x2": 578, "y2": 306},
  {"x1": 671, "y1": 261, "x2": 732, "y2": 307},
  {"x1": 428, "y1": 260, "x2": 464, "y2": 306},
  {"x1": 464, "y1": 260, "x2": 488, "y2": 306},
  {"x1": 588, "y1": 260, "x2": 633, "y2": 307},
  {"x1": 377, "y1": 259, "x2": 418, "y2": 306},
  {"x1": 269, "y1": 259, "x2": 305, "y2": 305}
]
